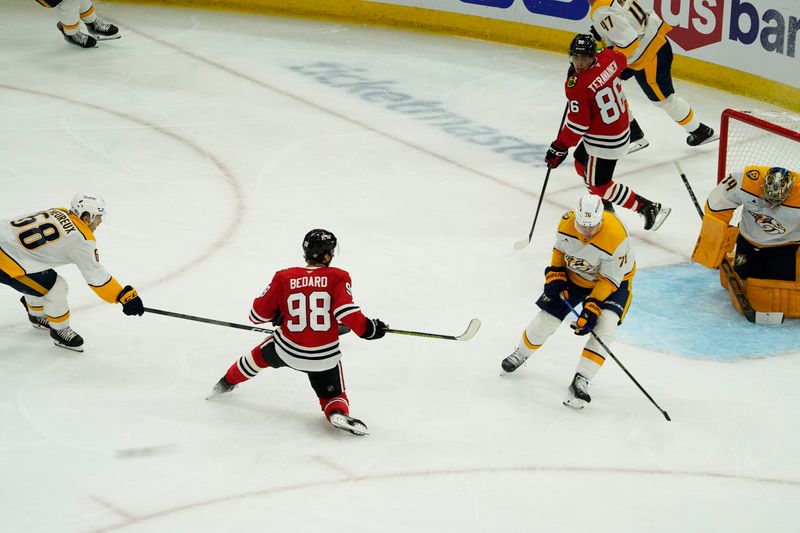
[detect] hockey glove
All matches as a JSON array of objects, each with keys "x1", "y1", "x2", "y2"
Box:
[
  {"x1": 271, "y1": 310, "x2": 284, "y2": 327},
  {"x1": 545, "y1": 141, "x2": 569, "y2": 169},
  {"x1": 543, "y1": 266, "x2": 569, "y2": 300},
  {"x1": 570, "y1": 298, "x2": 601, "y2": 336},
  {"x1": 360, "y1": 318, "x2": 387, "y2": 340},
  {"x1": 117, "y1": 285, "x2": 144, "y2": 316}
]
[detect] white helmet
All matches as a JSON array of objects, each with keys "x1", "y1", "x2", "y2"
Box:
[
  {"x1": 70, "y1": 192, "x2": 107, "y2": 223},
  {"x1": 574, "y1": 194, "x2": 604, "y2": 238}
]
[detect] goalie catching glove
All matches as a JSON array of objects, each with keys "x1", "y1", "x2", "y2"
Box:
[
  {"x1": 360, "y1": 318, "x2": 387, "y2": 340},
  {"x1": 570, "y1": 298, "x2": 601, "y2": 336},
  {"x1": 117, "y1": 285, "x2": 144, "y2": 316}
]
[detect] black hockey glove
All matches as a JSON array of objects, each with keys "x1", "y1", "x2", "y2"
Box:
[
  {"x1": 117, "y1": 285, "x2": 144, "y2": 316},
  {"x1": 543, "y1": 266, "x2": 569, "y2": 300},
  {"x1": 338, "y1": 324, "x2": 352, "y2": 335},
  {"x1": 360, "y1": 318, "x2": 387, "y2": 340},
  {"x1": 271, "y1": 310, "x2": 283, "y2": 327},
  {"x1": 545, "y1": 141, "x2": 569, "y2": 169},
  {"x1": 571, "y1": 298, "x2": 601, "y2": 336}
]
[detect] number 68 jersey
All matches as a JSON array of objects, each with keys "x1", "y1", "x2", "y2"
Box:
[
  {"x1": 556, "y1": 47, "x2": 630, "y2": 160},
  {"x1": 0, "y1": 208, "x2": 123, "y2": 302},
  {"x1": 250, "y1": 265, "x2": 370, "y2": 372}
]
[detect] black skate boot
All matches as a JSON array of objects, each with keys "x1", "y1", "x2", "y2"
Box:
[
  {"x1": 501, "y1": 347, "x2": 529, "y2": 373},
  {"x1": 50, "y1": 326, "x2": 84, "y2": 352},
  {"x1": 57, "y1": 22, "x2": 97, "y2": 48},
  {"x1": 20, "y1": 297, "x2": 49, "y2": 330},
  {"x1": 601, "y1": 199, "x2": 615, "y2": 213},
  {"x1": 636, "y1": 196, "x2": 671, "y2": 231},
  {"x1": 686, "y1": 123, "x2": 717, "y2": 146},
  {"x1": 86, "y1": 19, "x2": 120, "y2": 39},
  {"x1": 627, "y1": 119, "x2": 649, "y2": 154},
  {"x1": 206, "y1": 377, "x2": 237, "y2": 399},
  {"x1": 563, "y1": 373, "x2": 591, "y2": 409},
  {"x1": 328, "y1": 410, "x2": 369, "y2": 436}
]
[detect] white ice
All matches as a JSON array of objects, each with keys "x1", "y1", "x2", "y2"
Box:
[{"x1": 1, "y1": 2, "x2": 799, "y2": 532}]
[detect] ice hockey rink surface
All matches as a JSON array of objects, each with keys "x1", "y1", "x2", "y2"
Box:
[{"x1": 2, "y1": 1, "x2": 799, "y2": 531}]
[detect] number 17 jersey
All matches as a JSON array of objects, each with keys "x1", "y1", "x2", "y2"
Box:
[{"x1": 250, "y1": 265, "x2": 369, "y2": 372}]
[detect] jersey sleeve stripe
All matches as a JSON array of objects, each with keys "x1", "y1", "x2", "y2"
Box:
[
  {"x1": 334, "y1": 304, "x2": 360, "y2": 320},
  {"x1": 89, "y1": 276, "x2": 123, "y2": 303},
  {"x1": 250, "y1": 309, "x2": 269, "y2": 324}
]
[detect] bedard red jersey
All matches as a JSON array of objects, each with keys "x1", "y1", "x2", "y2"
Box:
[
  {"x1": 556, "y1": 48, "x2": 630, "y2": 160},
  {"x1": 250, "y1": 265, "x2": 369, "y2": 372}
]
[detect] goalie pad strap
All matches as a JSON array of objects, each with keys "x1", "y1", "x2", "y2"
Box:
[{"x1": 692, "y1": 214, "x2": 738, "y2": 268}]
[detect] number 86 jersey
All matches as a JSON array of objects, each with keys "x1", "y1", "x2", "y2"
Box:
[
  {"x1": 557, "y1": 48, "x2": 630, "y2": 160},
  {"x1": 250, "y1": 266, "x2": 370, "y2": 372}
]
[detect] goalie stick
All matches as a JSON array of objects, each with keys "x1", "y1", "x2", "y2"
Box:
[
  {"x1": 674, "y1": 161, "x2": 784, "y2": 325},
  {"x1": 560, "y1": 294, "x2": 671, "y2": 421}
]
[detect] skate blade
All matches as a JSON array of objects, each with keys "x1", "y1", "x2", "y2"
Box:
[
  {"x1": 329, "y1": 414, "x2": 369, "y2": 436},
  {"x1": 31, "y1": 323, "x2": 49, "y2": 331},
  {"x1": 95, "y1": 34, "x2": 122, "y2": 41},
  {"x1": 53, "y1": 341, "x2": 84, "y2": 353},
  {"x1": 627, "y1": 139, "x2": 649, "y2": 154},
  {"x1": 563, "y1": 397, "x2": 588, "y2": 410},
  {"x1": 649, "y1": 207, "x2": 672, "y2": 231},
  {"x1": 205, "y1": 386, "x2": 235, "y2": 400},
  {"x1": 693, "y1": 133, "x2": 720, "y2": 147}
]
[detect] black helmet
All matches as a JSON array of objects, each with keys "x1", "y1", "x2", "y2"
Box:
[
  {"x1": 303, "y1": 229, "x2": 337, "y2": 262},
  {"x1": 569, "y1": 33, "x2": 597, "y2": 57}
]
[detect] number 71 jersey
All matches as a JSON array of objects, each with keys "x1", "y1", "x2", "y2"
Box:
[
  {"x1": 558, "y1": 48, "x2": 630, "y2": 160},
  {"x1": 250, "y1": 265, "x2": 369, "y2": 372}
]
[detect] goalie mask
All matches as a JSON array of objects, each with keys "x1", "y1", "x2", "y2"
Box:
[
  {"x1": 762, "y1": 167, "x2": 794, "y2": 207},
  {"x1": 574, "y1": 194, "x2": 604, "y2": 238},
  {"x1": 69, "y1": 192, "x2": 106, "y2": 224},
  {"x1": 303, "y1": 228, "x2": 337, "y2": 263}
]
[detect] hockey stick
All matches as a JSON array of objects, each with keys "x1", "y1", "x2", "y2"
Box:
[
  {"x1": 674, "y1": 161, "x2": 784, "y2": 325},
  {"x1": 513, "y1": 103, "x2": 570, "y2": 251},
  {"x1": 559, "y1": 294, "x2": 671, "y2": 421},
  {"x1": 383, "y1": 319, "x2": 481, "y2": 341},
  {"x1": 143, "y1": 307, "x2": 275, "y2": 334}
]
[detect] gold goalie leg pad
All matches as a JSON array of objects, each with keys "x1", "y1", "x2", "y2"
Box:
[
  {"x1": 719, "y1": 255, "x2": 745, "y2": 316},
  {"x1": 692, "y1": 215, "x2": 738, "y2": 268},
  {"x1": 746, "y1": 278, "x2": 800, "y2": 318}
]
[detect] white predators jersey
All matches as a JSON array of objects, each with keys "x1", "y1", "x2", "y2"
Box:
[
  {"x1": 708, "y1": 166, "x2": 800, "y2": 248},
  {"x1": 590, "y1": 0, "x2": 671, "y2": 70},
  {"x1": 0, "y1": 208, "x2": 122, "y2": 302},
  {"x1": 554, "y1": 209, "x2": 635, "y2": 289}
]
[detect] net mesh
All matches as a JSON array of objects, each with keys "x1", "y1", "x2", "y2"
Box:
[{"x1": 719, "y1": 109, "x2": 800, "y2": 182}]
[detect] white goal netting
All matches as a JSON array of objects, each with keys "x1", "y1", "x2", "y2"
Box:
[{"x1": 719, "y1": 109, "x2": 800, "y2": 182}]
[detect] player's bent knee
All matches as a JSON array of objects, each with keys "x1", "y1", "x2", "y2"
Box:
[{"x1": 44, "y1": 275, "x2": 69, "y2": 303}]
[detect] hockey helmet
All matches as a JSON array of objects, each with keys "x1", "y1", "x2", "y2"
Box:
[
  {"x1": 303, "y1": 228, "x2": 337, "y2": 262},
  {"x1": 69, "y1": 192, "x2": 107, "y2": 223},
  {"x1": 762, "y1": 167, "x2": 794, "y2": 207},
  {"x1": 569, "y1": 33, "x2": 597, "y2": 58},
  {"x1": 574, "y1": 194, "x2": 604, "y2": 238}
]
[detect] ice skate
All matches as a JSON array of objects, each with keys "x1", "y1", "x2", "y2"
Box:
[
  {"x1": 627, "y1": 119, "x2": 649, "y2": 154},
  {"x1": 637, "y1": 197, "x2": 671, "y2": 231},
  {"x1": 57, "y1": 22, "x2": 97, "y2": 48},
  {"x1": 686, "y1": 123, "x2": 718, "y2": 147},
  {"x1": 563, "y1": 373, "x2": 591, "y2": 410},
  {"x1": 20, "y1": 297, "x2": 49, "y2": 331},
  {"x1": 328, "y1": 411, "x2": 369, "y2": 436},
  {"x1": 85, "y1": 19, "x2": 121, "y2": 40},
  {"x1": 501, "y1": 347, "x2": 529, "y2": 373},
  {"x1": 206, "y1": 377, "x2": 236, "y2": 399},
  {"x1": 50, "y1": 326, "x2": 84, "y2": 352}
]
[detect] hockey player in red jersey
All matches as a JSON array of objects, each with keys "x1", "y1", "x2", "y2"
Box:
[
  {"x1": 207, "y1": 229, "x2": 387, "y2": 436},
  {"x1": 545, "y1": 34, "x2": 670, "y2": 231}
]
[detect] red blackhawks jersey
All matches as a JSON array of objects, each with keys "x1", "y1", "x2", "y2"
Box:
[
  {"x1": 556, "y1": 48, "x2": 630, "y2": 160},
  {"x1": 250, "y1": 265, "x2": 369, "y2": 372}
]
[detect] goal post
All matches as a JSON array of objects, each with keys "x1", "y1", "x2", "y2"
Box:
[{"x1": 718, "y1": 109, "x2": 800, "y2": 183}]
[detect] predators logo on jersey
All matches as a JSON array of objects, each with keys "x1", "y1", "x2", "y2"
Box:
[
  {"x1": 565, "y1": 255, "x2": 597, "y2": 275},
  {"x1": 747, "y1": 211, "x2": 787, "y2": 235},
  {"x1": 746, "y1": 169, "x2": 761, "y2": 181}
]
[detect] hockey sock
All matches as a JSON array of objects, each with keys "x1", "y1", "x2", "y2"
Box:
[
  {"x1": 79, "y1": 1, "x2": 97, "y2": 23},
  {"x1": 576, "y1": 348, "x2": 605, "y2": 380},
  {"x1": 520, "y1": 311, "x2": 561, "y2": 356},
  {"x1": 655, "y1": 94, "x2": 701, "y2": 132},
  {"x1": 320, "y1": 393, "x2": 350, "y2": 419},
  {"x1": 23, "y1": 297, "x2": 46, "y2": 318},
  {"x1": 590, "y1": 181, "x2": 639, "y2": 210},
  {"x1": 225, "y1": 346, "x2": 269, "y2": 385}
]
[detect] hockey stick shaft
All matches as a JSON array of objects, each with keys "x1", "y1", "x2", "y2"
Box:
[
  {"x1": 559, "y1": 294, "x2": 671, "y2": 421},
  {"x1": 514, "y1": 103, "x2": 569, "y2": 250},
  {"x1": 383, "y1": 318, "x2": 480, "y2": 341},
  {"x1": 674, "y1": 161, "x2": 704, "y2": 218},
  {"x1": 143, "y1": 307, "x2": 274, "y2": 334}
]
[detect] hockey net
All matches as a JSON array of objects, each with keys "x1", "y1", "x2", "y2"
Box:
[{"x1": 718, "y1": 109, "x2": 800, "y2": 183}]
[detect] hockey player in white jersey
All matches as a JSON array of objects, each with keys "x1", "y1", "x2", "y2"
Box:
[
  {"x1": 588, "y1": 0, "x2": 715, "y2": 147},
  {"x1": 693, "y1": 166, "x2": 800, "y2": 317},
  {"x1": 0, "y1": 193, "x2": 144, "y2": 351},
  {"x1": 34, "y1": 0, "x2": 120, "y2": 48},
  {"x1": 502, "y1": 194, "x2": 636, "y2": 409}
]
